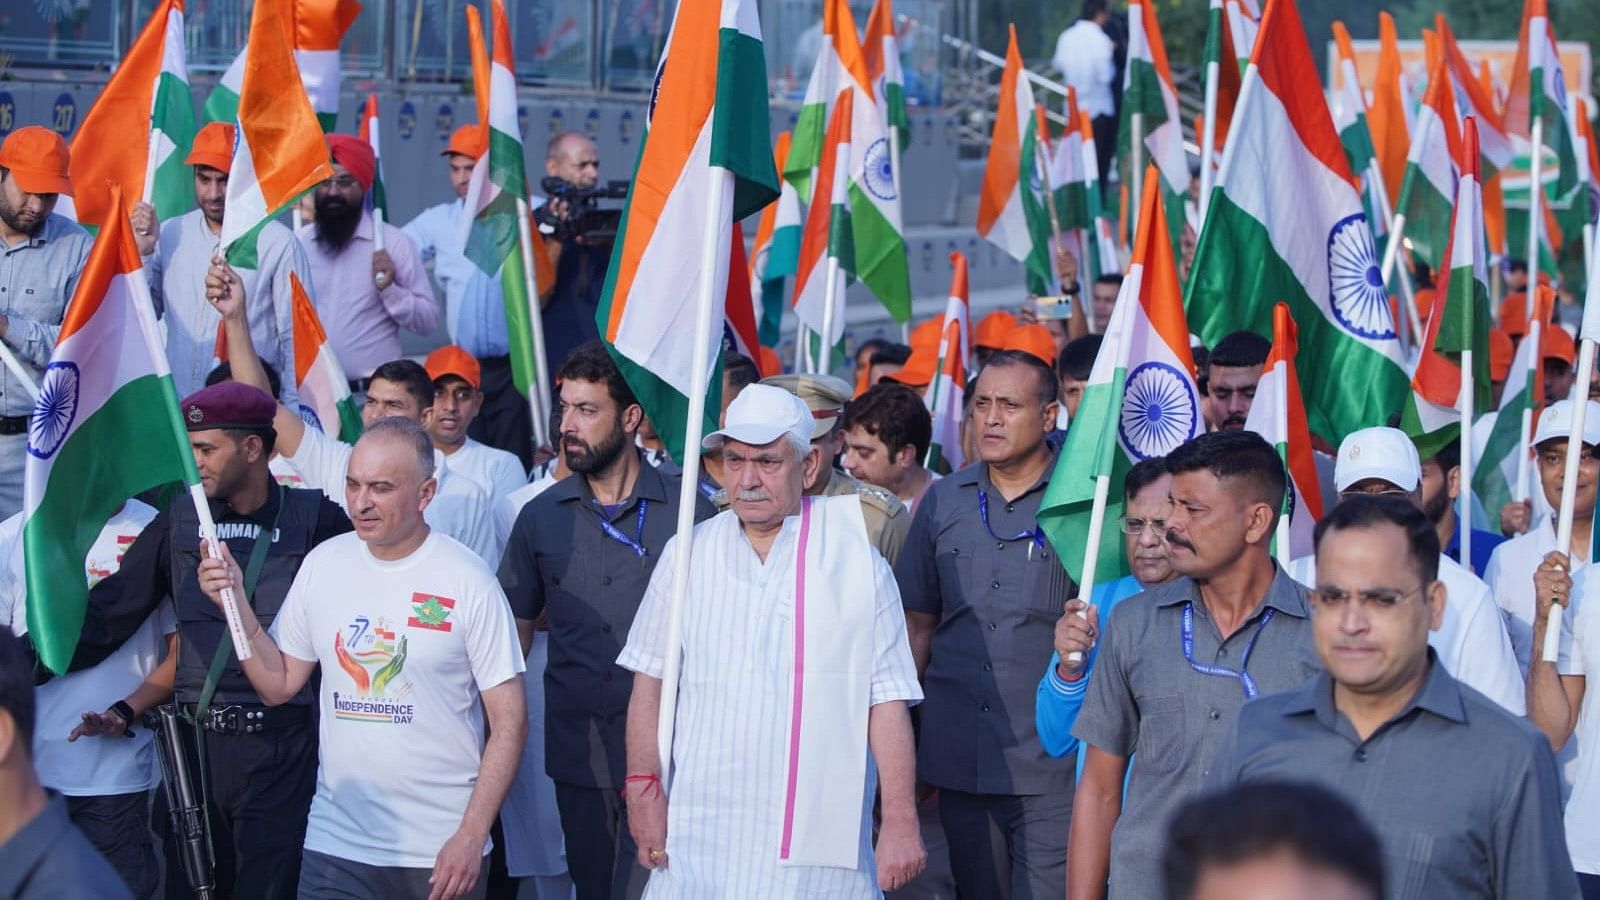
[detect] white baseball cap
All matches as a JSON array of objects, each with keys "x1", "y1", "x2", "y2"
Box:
[
  {"x1": 1335, "y1": 427, "x2": 1421, "y2": 493},
  {"x1": 702, "y1": 383, "x2": 814, "y2": 450},
  {"x1": 1532, "y1": 398, "x2": 1600, "y2": 448}
]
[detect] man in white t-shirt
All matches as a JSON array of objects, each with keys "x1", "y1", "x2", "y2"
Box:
[
  {"x1": 1289, "y1": 428, "x2": 1525, "y2": 714},
  {"x1": 1052, "y1": 0, "x2": 1117, "y2": 183},
  {"x1": 207, "y1": 258, "x2": 501, "y2": 566},
  {"x1": 1485, "y1": 398, "x2": 1600, "y2": 674},
  {"x1": 0, "y1": 501, "x2": 168, "y2": 899},
  {"x1": 1533, "y1": 555, "x2": 1600, "y2": 892},
  {"x1": 197, "y1": 417, "x2": 526, "y2": 900}
]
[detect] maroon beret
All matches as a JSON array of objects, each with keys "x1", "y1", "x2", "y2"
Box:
[{"x1": 181, "y1": 381, "x2": 277, "y2": 432}]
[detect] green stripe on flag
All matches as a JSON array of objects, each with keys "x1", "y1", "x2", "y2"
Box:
[
  {"x1": 501, "y1": 244, "x2": 541, "y2": 399},
  {"x1": 202, "y1": 85, "x2": 239, "y2": 126},
  {"x1": 1186, "y1": 195, "x2": 1409, "y2": 443},
  {"x1": 847, "y1": 182, "x2": 909, "y2": 321},
  {"x1": 149, "y1": 70, "x2": 197, "y2": 219},
  {"x1": 1019, "y1": 123, "x2": 1055, "y2": 296},
  {"x1": 711, "y1": 27, "x2": 781, "y2": 219},
  {"x1": 25, "y1": 375, "x2": 198, "y2": 673},
  {"x1": 1039, "y1": 369, "x2": 1131, "y2": 585}
]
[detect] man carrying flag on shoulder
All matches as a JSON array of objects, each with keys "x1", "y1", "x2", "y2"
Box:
[
  {"x1": 298, "y1": 135, "x2": 438, "y2": 389},
  {"x1": 0, "y1": 126, "x2": 93, "y2": 520},
  {"x1": 59, "y1": 381, "x2": 353, "y2": 899},
  {"x1": 134, "y1": 121, "x2": 314, "y2": 403}
]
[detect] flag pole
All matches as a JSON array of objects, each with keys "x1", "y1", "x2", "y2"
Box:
[
  {"x1": 515, "y1": 197, "x2": 552, "y2": 448},
  {"x1": 1516, "y1": 318, "x2": 1541, "y2": 504},
  {"x1": 0, "y1": 344, "x2": 41, "y2": 403},
  {"x1": 1366, "y1": 159, "x2": 1421, "y2": 348},
  {"x1": 795, "y1": 322, "x2": 809, "y2": 373},
  {"x1": 1274, "y1": 372, "x2": 1292, "y2": 568},
  {"x1": 656, "y1": 166, "x2": 733, "y2": 778},
  {"x1": 1130, "y1": 112, "x2": 1145, "y2": 237},
  {"x1": 819, "y1": 256, "x2": 841, "y2": 375},
  {"x1": 1546, "y1": 228, "x2": 1600, "y2": 662},
  {"x1": 1033, "y1": 125, "x2": 1066, "y2": 294},
  {"x1": 1526, "y1": 116, "x2": 1545, "y2": 315},
  {"x1": 1067, "y1": 316, "x2": 1126, "y2": 664},
  {"x1": 1199, "y1": 64, "x2": 1219, "y2": 226},
  {"x1": 1458, "y1": 345, "x2": 1474, "y2": 569}
]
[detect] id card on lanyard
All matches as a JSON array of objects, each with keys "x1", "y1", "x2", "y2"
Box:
[{"x1": 1180, "y1": 601, "x2": 1275, "y2": 700}]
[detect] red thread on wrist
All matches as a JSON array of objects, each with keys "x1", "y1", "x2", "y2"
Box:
[{"x1": 623, "y1": 774, "x2": 661, "y2": 799}]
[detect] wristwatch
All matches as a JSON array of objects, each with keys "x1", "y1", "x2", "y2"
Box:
[{"x1": 109, "y1": 700, "x2": 137, "y2": 738}]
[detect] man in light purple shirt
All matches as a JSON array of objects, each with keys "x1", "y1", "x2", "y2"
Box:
[{"x1": 297, "y1": 135, "x2": 437, "y2": 385}]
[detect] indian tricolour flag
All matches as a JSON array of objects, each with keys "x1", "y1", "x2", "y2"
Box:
[
  {"x1": 1077, "y1": 109, "x2": 1123, "y2": 282},
  {"x1": 1245, "y1": 301, "x2": 1324, "y2": 561},
  {"x1": 781, "y1": 0, "x2": 909, "y2": 324},
  {"x1": 1052, "y1": 91, "x2": 1089, "y2": 234},
  {"x1": 1224, "y1": 0, "x2": 1259, "y2": 72},
  {"x1": 977, "y1": 25, "x2": 1053, "y2": 296},
  {"x1": 358, "y1": 93, "x2": 387, "y2": 220},
  {"x1": 864, "y1": 0, "x2": 909, "y2": 153},
  {"x1": 1331, "y1": 20, "x2": 1389, "y2": 245},
  {"x1": 1370, "y1": 12, "x2": 1411, "y2": 211},
  {"x1": 1474, "y1": 284, "x2": 1551, "y2": 520},
  {"x1": 204, "y1": 0, "x2": 362, "y2": 131},
  {"x1": 596, "y1": 0, "x2": 779, "y2": 463},
  {"x1": 23, "y1": 185, "x2": 199, "y2": 674},
  {"x1": 1437, "y1": 17, "x2": 1514, "y2": 176},
  {"x1": 791, "y1": 91, "x2": 855, "y2": 349},
  {"x1": 925, "y1": 252, "x2": 970, "y2": 471},
  {"x1": 1039, "y1": 169, "x2": 1201, "y2": 586},
  {"x1": 459, "y1": 0, "x2": 549, "y2": 408},
  {"x1": 1121, "y1": 0, "x2": 1190, "y2": 246},
  {"x1": 67, "y1": 0, "x2": 195, "y2": 230},
  {"x1": 1401, "y1": 117, "x2": 1492, "y2": 460},
  {"x1": 290, "y1": 272, "x2": 362, "y2": 442},
  {"x1": 750, "y1": 131, "x2": 803, "y2": 346},
  {"x1": 217, "y1": 0, "x2": 335, "y2": 257},
  {"x1": 1393, "y1": 38, "x2": 1461, "y2": 273},
  {"x1": 1185, "y1": 0, "x2": 1407, "y2": 445}
]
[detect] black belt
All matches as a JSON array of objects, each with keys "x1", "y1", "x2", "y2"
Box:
[
  {"x1": 0, "y1": 415, "x2": 29, "y2": 436},
  {"x1": 347, "y1": 377, "x2": 372, "y2": 393},
  {"x1": 181, "y1": 702, "x2": 311, "y2": 735}
]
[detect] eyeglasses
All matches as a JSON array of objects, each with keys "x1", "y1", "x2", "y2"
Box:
[
  {"x1": 1118, "y1": 516, "x2": 1167, "y2": 536},
  {"x1": 322, "y1": 175, "x2": 365, "y2": 191},
  {"x1": 722, "y1": 452, "x2": 789, "y2": 475},
  {"x1": 1310, "y1": 585, "x2": 1427, "y2": 609}
]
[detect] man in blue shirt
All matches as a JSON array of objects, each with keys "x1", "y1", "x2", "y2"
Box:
[
  {"x1": 1419, "y1": 436, "x2": 1504, "y2": 576},
  {"x1": 1036, "y1": 457, "x2": 1177, "y2": 762}
]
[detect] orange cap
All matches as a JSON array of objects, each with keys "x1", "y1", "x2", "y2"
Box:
[
  {"x1": 974, "y1": 310, "x2": 1018, "y2": 350},
  {"x1": 1498, "y1": 291, "x2": 1529, "y2": 338},
  {"x1": 1542, "y1": 325, "x2": 1576, "y2": 367},
  {"x1": 0, "y1": 126, "x2": 73, "y2": 195},
  {"x1": 442, "y1": 124, "x2": 486, "y2": 159},
  {"x1": 909, "y1": 317, "x2": 943, "y2": 350},
  {"x1": 885, "y1": 345, "x2": 937, "y2": 388},
  {"x1": 1001, "y1": 324, "x2": 1057, "y2": 367},
  {"x1": 1488, "y1": 328, "x2": 1513, "y2": 381},
  {"x1": 425, "y1": 344, "x2": 482, "y2": 389},
  {"x1": 185, "y1": 122, "x2": 236, "y2": 173}
]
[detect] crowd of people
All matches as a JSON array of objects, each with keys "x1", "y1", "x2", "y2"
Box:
[{"x1": 0, "y1": 89, "x2": 1597, "y2": 900}]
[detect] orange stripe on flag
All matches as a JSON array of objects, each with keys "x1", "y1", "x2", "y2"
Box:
[
  {"x1": 58, "y1": 184, "x2": 144, "y2": 344},
  {"x1": 291, "y1": 0, "x2": 363, "y2": 52},
  {"x1": 793, "y1": 91, "x2": 855, "y2": 304},
  {"x1": 1369, "y1": 12, "x2": 1410, "y2": 207},
  {"x1": 68, "y1": 0, "x2": 175, "y2": 230},
  {"x1": 602, "y1": 0, "x2": 720, "y2": 341},
  {"x1": 1130, "y1": 164, "x2": 1198, "y2": 379},
  {"x1": 1252, "y1": 0, "x2": 1357, "y2": 191},
  {"x1": 1268, "y1": 301, "x2": 1324, "y2": 520},
  {"x1": 977, "y1": 25, "x2": 1025, "y2": 238},
  {"x1": 290, "y1": 271, "x2": 329, "y2": 381},
  {"x1": 490, "y1": 0, "x2": 516, "y2": 70},
  {"x1": 239, "y1": 0, "x2": 335, "y2": 206},
  {"x1": 467, "y1": 4, "x2": 490, "y2": 133},
  {"x1": 826, "y1": 0, "x2": 874, "y2": 100}
]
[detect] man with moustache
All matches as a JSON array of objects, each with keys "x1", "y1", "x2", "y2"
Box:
[
  {"x1": 134, "y1": 122, "x2": 312, "y2": 401},
  {"x1": 499, "y1": 342, "x2": 713, "y2": 899},
  {"x1": 1068, "y1": 431, "x2": 1322, "y2": 900},
  {"x1": 298, "y1": 135, "x2": 437, "y2": 387},
  {"x1": 0, "y1": 126, "x2": 93, "y2": 519}
]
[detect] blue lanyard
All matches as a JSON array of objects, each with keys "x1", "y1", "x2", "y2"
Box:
[
  {"x1": 1181, "y1": 602, "x2": 1275, "y2": 700},
  {"x1": 977, "y1": 489, "x2": 1043, "y2": 547},
  {"x1": 594, "y1": 499, "x2": 649, "y2": 558}
]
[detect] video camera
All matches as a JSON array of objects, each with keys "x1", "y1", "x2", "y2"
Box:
[{"x1": 535, "y1": 176, "x2": 630, "y2": 244}]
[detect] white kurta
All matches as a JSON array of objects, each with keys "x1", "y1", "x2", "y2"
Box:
[{"x1": 617, "y1": 510, "x2": 921, "y2": 899}]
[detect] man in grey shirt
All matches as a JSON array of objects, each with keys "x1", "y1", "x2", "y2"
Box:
[
  {"x1": 0, "y1": 126, "x2": 93, "y2": 519},
  {"x1": 1212, "y1": 494, "x2": 1578, "y2": 899},
  {"x1": 1068, "y1": 431, "x2": 1321, "y2": 900},
  {"x1": 896, "y1": 350, "x2": 1075, "y2": 898}
]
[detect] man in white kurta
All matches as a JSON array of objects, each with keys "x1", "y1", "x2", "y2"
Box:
[{"x1": 617, "y1": 384, "x2": 925, "y2": 898}]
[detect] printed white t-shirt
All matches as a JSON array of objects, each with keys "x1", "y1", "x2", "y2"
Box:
[
  {"x1": 272, "y1": 530, "x2": 525, "y2": 868},
  {"x1": 1562, "y1": 577, "x2": 1600, "y2": 874}
]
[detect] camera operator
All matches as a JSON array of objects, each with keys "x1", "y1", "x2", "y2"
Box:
[{"x1": 537, "y1": 132, "x2": 609, "y2": 400}]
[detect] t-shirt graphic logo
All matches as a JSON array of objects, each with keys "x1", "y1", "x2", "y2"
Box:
[
  {"x1": 334, "y1": 616, "x2": 408, "y2": 698},
  {"x1": 408, "y1": 593, "x2": 456, "y2": 632}
]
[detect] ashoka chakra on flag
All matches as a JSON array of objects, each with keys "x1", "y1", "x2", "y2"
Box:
[
  {"x1": 1327, "y1": 212, "x2": 1394, "y2": 341},
  {"x1": 29, "y1": 361, "x2": 81, "y2": 461},
  {"x1": 863, "y1": 138, "x2": 897, "y2": 201},
  {"x1": 1119, "y1": 361, "x2": 1199, "y2": 460}
]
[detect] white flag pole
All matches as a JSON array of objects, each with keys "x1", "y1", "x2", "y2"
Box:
[
  {"x1": 1458, "y1": 345, "x2": 1474, "y2": 570},
  {"x1": 1516, "y1": 318, "x2": 1541, "y2": 505},
  {"x1": 1066, "y1": 309, "x2": 1128, "y2": 665},
  {"x1": 1274, "y1": 367, "x2": 1293, "y2": 569},
  {"x1": 1198, "y1": 54, "x2": 1219, "y2": 225},
  {"x1": 1130, "y1": 112, "x2": 1145, "y2": 238},
  {"x1": 1545, "y1": 226, "x2": 1600, "y2": 662},
  {"x1": 656, "y1": 166, "x2": 732, "y2": 779},
  {"x1": 819, "y1": 256, "x2": 841, "y2": 375},
  {"x1": 515, "y1": 197, "x2": 552, "y2": 448},
  {"x1": 0, "y1": 344, "x2": 41, "y2": 403}
]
